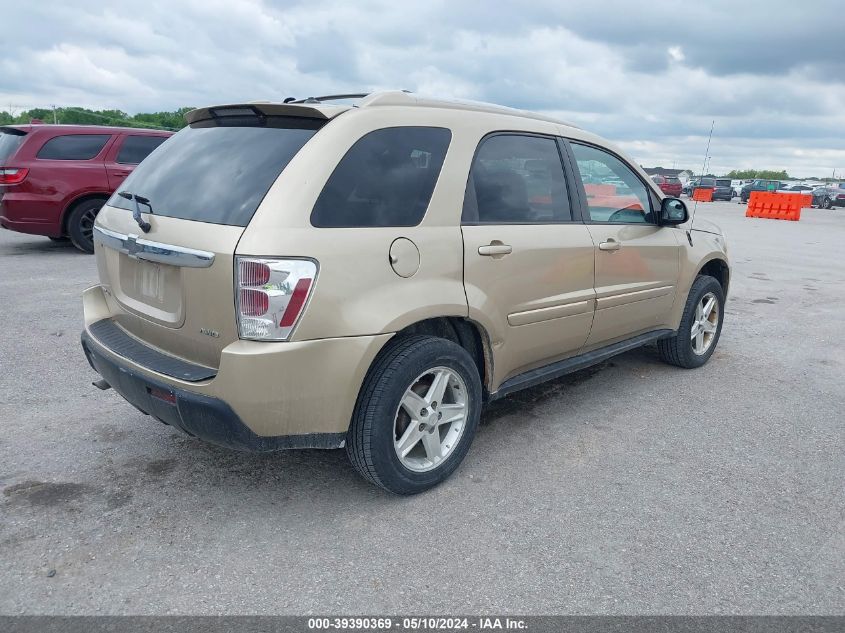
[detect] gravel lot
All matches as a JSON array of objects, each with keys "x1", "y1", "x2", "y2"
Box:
[{"x1": 0, "y1": 200, "x2": 842, "y2": 615}]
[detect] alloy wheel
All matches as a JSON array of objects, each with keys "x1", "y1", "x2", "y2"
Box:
[
  {"x1": 80, "y1": 208, "x2": 98, "y2": 245},
  {"x1": 691, "y1": 292, "x2": 719, "y2": 356},
  {"x1": 393, "y1": 367, "x2": 469, "y2": 473}
]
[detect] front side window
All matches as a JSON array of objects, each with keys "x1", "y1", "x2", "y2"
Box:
[
  {"x1": 117, "y1": 135, "x2": 168, "y2": 164},
  {"x1": 37, "y1": 134, "x2": 111, "y2": 160},
  {"x1": 311, "y1": 127, "x2": 451, "y2": 228},
  {"x1": 462, "y1": 134, "x2": 571, "y2": 224},
  {"x1": 571, "y1": 142, "x2": 653, "y2": 224}
]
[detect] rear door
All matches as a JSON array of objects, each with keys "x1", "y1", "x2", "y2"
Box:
[
  {"x1": 461, "y1": 133, "x2": 596, "y2": 388},
  {"x1": 567, "y1": 141, "x2": 681, "y2": 348},
  {"x1": 93, "y1": 113, "x2": 325, "y2": 368},
  {"x1": 104, "y1": 133, "x2": 168, "y2": 189}
]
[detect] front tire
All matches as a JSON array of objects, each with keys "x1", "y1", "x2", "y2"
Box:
[
  {"x1": 67, "y1": 199, "x2": 105, "y2": 253},
  {"x1": 658, "y1": 275, "x2": 725, "y2": 369},
  {"x1": 346, "y1": 335, "x2": 482, "y2": 495},
  {"x1": 821, "y1": 197, "x2": 832, "y2": 209}
]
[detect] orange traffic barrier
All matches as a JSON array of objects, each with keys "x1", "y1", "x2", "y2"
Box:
[
  {"x1": 745, "y1": 191, "x2": 802, "y2": 221},
  {"x1": 584, "y1": 183, "x2": 617, "y2": 197},
  {"x1": 692, "y1": 188, "x2": 713, "y2": 202},
  {"x1": 801, "y1": 194, "x2": 812, "y2": 208}
]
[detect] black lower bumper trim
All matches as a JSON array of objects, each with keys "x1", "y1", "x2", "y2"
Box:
[
  {"x1": 80, "y1": 331, "x2": 346, "y2": 451},
  {"x1": 88, "y1": 319, "x2": 217, "y2": 382}
]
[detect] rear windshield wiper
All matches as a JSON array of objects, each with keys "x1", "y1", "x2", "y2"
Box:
[{"x1": 117, "y1": 191, "x2": 153, "y2": 233}]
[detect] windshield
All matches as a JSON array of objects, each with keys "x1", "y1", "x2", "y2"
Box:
[
  {"x1": 0, "y1": 129, "x2": 27, "y2": 163},
  {"x1": 107, "y1": 116, "x2": 324, "y2": 226}
]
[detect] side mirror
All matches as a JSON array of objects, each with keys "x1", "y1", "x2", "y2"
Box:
[{"x1": 660, "y1": 197, "x2": 688, "y2": 225}]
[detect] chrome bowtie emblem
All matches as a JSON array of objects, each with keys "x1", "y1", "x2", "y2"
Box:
[{"x1": 125, "y1": 235, "x2": 143, "y2": 258}]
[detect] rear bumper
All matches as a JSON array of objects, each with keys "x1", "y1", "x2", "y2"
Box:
[
  {"x1": 80, "y1": 286, "x2": 392, "y2": 451},
  {"x1": 0, "y1": 198, "x2": 63, "y2": 237},
  {"x1": 81, "y1": 330, "x2": 344, "y2": 450}
]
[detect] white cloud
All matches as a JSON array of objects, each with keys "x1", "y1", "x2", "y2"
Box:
[{"x1": 1, "y1": 0, "x2": 843, "y2": 176}]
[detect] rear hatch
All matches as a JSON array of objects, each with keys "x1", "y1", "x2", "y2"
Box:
[
  {"x1": 93, "y1": 104, "x2": 337, "y2": 369},
  {"x1": 0, "y1": 127, "x2": 29, "y2": 202}
]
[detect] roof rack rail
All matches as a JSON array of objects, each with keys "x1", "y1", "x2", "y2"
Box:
[{"x1": 289, "y1": 93, "x2": 371, "y2": 104}]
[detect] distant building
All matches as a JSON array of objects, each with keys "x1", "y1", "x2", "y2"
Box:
[{"x1": 642, "y1": 167, "x2": 694, "y2": 184}]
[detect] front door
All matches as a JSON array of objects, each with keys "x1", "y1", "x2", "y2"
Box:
[
  {"x1": 104, "y1": 134, "x2": 168, "y2": 190},
  {"x1": 568, "y1": 141, "x2": 681, "y2": 348},
  {"x1": 461, "y1": 133, "x2": 596, "y2": 389}
]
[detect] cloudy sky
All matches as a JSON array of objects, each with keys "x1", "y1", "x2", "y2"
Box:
[{"x1": 2, "y1": 0, "x2": 844, "y2": 177}]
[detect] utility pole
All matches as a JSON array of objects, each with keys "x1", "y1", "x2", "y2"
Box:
[{"x1": 51, "y1": 105, "x2": 58, "y2": 124}]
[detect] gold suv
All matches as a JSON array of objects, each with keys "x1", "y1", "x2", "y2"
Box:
[{"x1": 80, "y1": 92, "x2": 729, "y2": 494}]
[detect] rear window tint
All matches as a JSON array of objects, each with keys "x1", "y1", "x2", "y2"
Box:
[
  {"x1": 0, "y1": 130, "x2": 27, "y2": 162},
  {"x1": 311, "y1": 127, "x2": 451, "y2": 228},
  {"x1": 665, "y1": 177, "x2": 681, "y2": 184},
  {"x1": 107, "y1": 117, "x2": 322, "y2": 227},
  {"x1": 716, "y1": 179, "x2": 731, "y2": 186},
  {"x1": 117, "y1": 135, "x2": 168, "y2": 164},
  {"x1": 37, "y1": 134, "x2": 111, "y2": 160}
]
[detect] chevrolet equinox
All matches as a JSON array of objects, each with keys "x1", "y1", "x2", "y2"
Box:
[{"x1": 80, "y1": 92, "x2": 730, "y2": 494}]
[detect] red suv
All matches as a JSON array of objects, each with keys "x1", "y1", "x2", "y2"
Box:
[
  {"x1": 0, "y1": 124, "x2": 172, "y2": 252},
  {"x1": 650, "y1": 174, "x2": 683, "y2": 197}
]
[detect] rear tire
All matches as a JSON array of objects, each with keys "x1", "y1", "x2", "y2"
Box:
[
  {"x1": 346, "y1": 335, "x2": 482, "y2": 495},
  {"x1": 658, "y1": 275, "x2": 725, "y2": 369},
  {"x1": 822, "y1": 197, "x2": 832, "y2": 209},
  {"x1": 67, "y1": 199, "x2": 105, "y2": 253}
]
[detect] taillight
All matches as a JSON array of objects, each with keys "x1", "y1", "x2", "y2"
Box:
[
  {"x1": 235, "y1": 257, "x2": 317, "y2": 341},
  {"x1": 0, "y1": 168, "x2": 29, "y2": 185}
]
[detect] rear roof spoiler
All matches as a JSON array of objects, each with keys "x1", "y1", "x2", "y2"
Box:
[{"x1": 185, "y1": 102, "x2": 351, "y2": 125}]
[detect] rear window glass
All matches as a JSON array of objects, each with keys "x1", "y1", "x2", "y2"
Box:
[
  {"x1": 117, "y1": 135, "x2": 168, "y2": 164},
  {"x1": 699, "y1": 177, "x2": 715, "y2": 187},
  {"x1": 0, "y1": 130, "x2": 27, "y2": 162},
  {"x1": 107, "y1": 117, "x2": 322, "y2": 227},
  {"x1": 311, "y1": 127, "x2": 451, "y2": 228},
  {"x1": 37, "y1": 134, "x2": 111, "y2": 160},
  {"x1": 665, "y1": 177, "x2": 681, "y2": 184},
  {"x1": 716, "y1": 179, "x2": 731, "y2": 186}
]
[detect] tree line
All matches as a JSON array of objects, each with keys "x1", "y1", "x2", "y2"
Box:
[{"x1": 0, "y1": 106, "x2": 193, "y2": 131}]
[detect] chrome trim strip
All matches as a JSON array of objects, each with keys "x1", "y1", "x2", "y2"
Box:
[{"x1": 93, "y1": 225, "x2": 215, "y2": 268}]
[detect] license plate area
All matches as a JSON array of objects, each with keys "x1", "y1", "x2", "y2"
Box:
[{"x1": 115, "y1": 253, "x2": 184, "y2": 326}]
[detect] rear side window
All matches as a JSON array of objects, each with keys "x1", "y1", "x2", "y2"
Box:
[
  {"x1": 37, "y1": 134, "x2": 111, "y2": 160},
  {"x1": 107, "y1": 116, "x2": 322, "y2": 227},
  {"x1": 0, "y1": 130, "x2": 27, "y2": 162},
  {"x1": 117, "y1": 135, "x2": 167, "y2": 164},
  {"x1": 311, "y1": 127, "x2": 451, "y2": 228},
  {"x1": 463, "y1": 134, "x2": 571, "y2": 224}
]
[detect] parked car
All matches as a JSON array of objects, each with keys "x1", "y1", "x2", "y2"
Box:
[
  {"x1": 812, "y1": 186, "x2": 845, "y2": 209},
  {"x1": 712, "y1": 178, "x2": 734, "y2": 201},
  {"x1": 650, "y1": 174, "x2": 683, "y2": 197},
  {"x1": 739, "y1": 179, "x2": 785, "y2": 203},
  {"x1": 80, "y1": 91, "x2": 730, "y2": 494},
  {"x1": 777, "y1": 184, "x2": 814, "y2": 194},
  {"x1": 0, "y1": 124, "x2": 172, "y2": 252}
]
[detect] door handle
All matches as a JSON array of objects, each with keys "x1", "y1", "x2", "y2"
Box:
[
  {"x1": 599, "y1": 239, "x2": 621, "y2": 252},
  {"x1": 478, "y1": 242, "x2": 512, "y2": 257}
]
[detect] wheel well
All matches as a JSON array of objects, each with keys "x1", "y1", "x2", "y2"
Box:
[
  {"x1": 61, "y1": 193, "x2": 110, "y2": 236},
  {"x1": 393, "y1": 317, "x2": 493, "y2": 395},
  {"x1": 698, "y1": 258, "x2": 730, "y2": 295}
]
